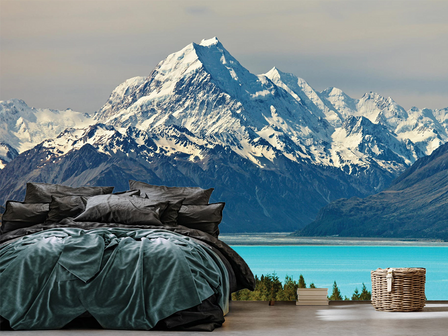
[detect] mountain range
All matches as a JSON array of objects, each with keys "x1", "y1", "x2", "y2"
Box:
[
  {"x1": 0, "y1": 37, "x2": 447, "y2": 232},
  {"x1": 298, "y1": 141, "x2": 448, "y2": 240},
  {"x1": 0, "y1": 98, "x2": 91, "y2": 169}
]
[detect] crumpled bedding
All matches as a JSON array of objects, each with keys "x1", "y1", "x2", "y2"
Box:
[
  {"x1": 0, "y1": 227, "x2": 229, "y2": 330},
  {"x1": 0, "y1": 221, "x2": 255, "y2": 331}
]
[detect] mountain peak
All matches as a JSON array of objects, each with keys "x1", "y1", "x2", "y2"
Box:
[
  {"x1": 361, "y1": 91, "x2": 386, "y2": 101},
  {"x1": 265, "y1": 67, "x2": 291, "y2": 79},
  {"x1": 321, "y1": 87, "x2": 347, "y2": 97},
  {"x1": 199, "y1": 37, "x2": 221, "y2": 47}
]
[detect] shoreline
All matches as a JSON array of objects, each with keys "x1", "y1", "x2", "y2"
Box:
[{"x1": 219, "y1": 233, "x2": 448, "y2": 246}]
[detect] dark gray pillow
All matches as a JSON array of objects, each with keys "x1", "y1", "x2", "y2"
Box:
[
  {"x1": 46, "y1": 191, "x2": 141, "y2": 223},
  {"x1": 158, "y1": 199, "x2": 184, "y2": 226},
  {"x1": 74, "y1": 194, "x2": 168, "y2": 226},
  {"x1": 24, "y1": 182, "x2": 115, "y2": 203},
  {"x1": 1, "y1": 201, "x2": 49, "y2": 234},
  {"x1": 113, "y1": 191, "x2": 182, "y2": 226},
  {"x1": 112, "y1": 190, "x2": 142, "y2": 197},
  {"x1": 177, "y1": 203, "x2": 225, "y2": 237},
  {"x1": 129, "y1": 180, "x2": 213, "y2": 205},
  {"x1": 46, "y1": 196, "x2": 88, "y2": 223}
]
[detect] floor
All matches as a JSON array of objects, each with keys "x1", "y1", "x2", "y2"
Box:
[{"x1": 3, "y1": 301, "x2": 448, "y2": 336}]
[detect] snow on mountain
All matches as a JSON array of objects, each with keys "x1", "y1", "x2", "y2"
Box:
[
  {"x1": 94, "y1": 37, "x2": 344, "y2": 168},
  {"x1": 0, "y1": 120, "x2": 367, "y2": 231},
  {"x1": 94, "y1": 37, "x2": 447, "y2": 178},
  {"x1": 299, "y1": 142, "x2": 448, "y2": 239},
  {"x1": 41, "y1": 122, "x2": 212, "y2": 167},
  {"x1": 318, "y1": 89, "x2": 448, "y2": 156},
  {"x1": 0, "y1": 99, "x2": 93, "y2": 156},
  {"x1": 1, "y1": 37, "x2": 447, "y2": 232},
  {"x1": 265, "y1": 67, "x2": 343, "y2": 128},
  {"x1": 0, "y1": 142, "x2": 18, "y2": 169},
  {"x1": 2, "y1": 38, "x2": 447, "y2": 181},
  {"x1": 94, "y1": 76, "x2": 146, "y2": 122},
  {"x1": 319, "y1": 86, "x2": 358, "y2": 118},
  {"x1": 331, "y1": 116, "x2": 422, "y2": 175},
  {"x1": 396, "y1": 106, "x2": 448, "y2": 154}
]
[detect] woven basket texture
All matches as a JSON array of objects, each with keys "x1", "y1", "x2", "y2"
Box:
[{"x1": 371, "y1": 268, "x2": 426, "y2": 312}]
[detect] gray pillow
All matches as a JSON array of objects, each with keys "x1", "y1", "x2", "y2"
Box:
[
  {"x1": 177, "y1": 203, "x2": 225, "y2": 237},
  {"x1": 24, "y1": 182, "x2": 114, "y2": 203},
  {"x1": 1, "y1": 201, "x2": 49, "y2": 234},
  {"x1": 158, "y1": 199, "x2": 184, "y2": 226},
  {"x1": 46, "y1": 191, "x2": 144, "y2": 223},
  {"x1": 46, "y1": 196, "x2": 88, "y2": 223},
  {"x1": 74, "y1": 194, "x2": 168, "y2": 226},
  {"x1": 129, "y1": 180, "x2": 213, "y2": 205},
  {"x1": 115, "y1": 190, "x2": 181, "y2": 226}
]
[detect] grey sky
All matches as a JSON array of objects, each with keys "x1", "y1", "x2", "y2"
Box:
[{"x1": 1, "y1": 0, "x2": 447, "y2": 113}]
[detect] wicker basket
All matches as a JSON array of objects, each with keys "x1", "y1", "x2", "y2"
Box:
[{"x1": 371, "y1": 268, "x2": 426, "y2": 312}]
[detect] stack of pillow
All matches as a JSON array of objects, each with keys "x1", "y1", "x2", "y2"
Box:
[
  {"x1": 1, "y1": 183, "x2": 114, "y2": 235},
  {"x1": 1, "y1": 181, "x2": 224, "y2": 238}
]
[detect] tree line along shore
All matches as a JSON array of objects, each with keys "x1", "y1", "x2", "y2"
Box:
[{"x1": 232, "y1": 273, "x2": 371, "y2": 301}]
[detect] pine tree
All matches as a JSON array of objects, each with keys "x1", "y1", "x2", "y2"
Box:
[
  {"x1": 351, "y1": 287, "x2": 361, "y2": 301},
  {"x1": 309, "y1": 283, "x2": 316, "y2": 288},
  {"x1": 268, "y1": 273, "x2": 282, "y2": 301},
  {"x1": 359, "y1": 283, "x2": 371, "y2": 301},
  {"x1": 298, "y1": 274, "x2": 306, "y2": 288},
  {"x1": 280, "y1": 275, "x2": 299, "y2": 301},
  {"x1": 258, "y1": 275, "x2": 271, "y2": 300},
  {"x1": 329, "y1": 281, "x2": 343, "y2": 300}
]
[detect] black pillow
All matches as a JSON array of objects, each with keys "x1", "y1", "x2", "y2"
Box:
[
  {"x1": 24, "y1": 182, "x2": 114, "y2": 203},
  {"x1": 177, "y1": 203, "x2": 225, "y2": 237},
  {"x1": 46, "y1": 196, "x2": 88, "y2": 223},
  {"x1": 74, "y1": 194, "x2": 168, "y2": 226},
  {"x1": 158, "y1": 199, "x2": 184, "y2": 226},
  {"x1": 1, "y1": 201, "x2": 49, "y2": 234},
  {"x1": 129, "y1": 180, "x2": 213, "y2": 205}
]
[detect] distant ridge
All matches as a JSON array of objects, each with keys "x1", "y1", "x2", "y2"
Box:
[{"x1": 298, "y1": 142, "x2": 448, "y2": 240}]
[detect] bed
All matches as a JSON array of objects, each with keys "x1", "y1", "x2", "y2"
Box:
[{"x1": 0, "y1": 181, "x2": 255, "y2": 331}]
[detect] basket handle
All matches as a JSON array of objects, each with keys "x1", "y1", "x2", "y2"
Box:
[{"x1": 386, "y1": 268, "x2": 394, "y2": 292}]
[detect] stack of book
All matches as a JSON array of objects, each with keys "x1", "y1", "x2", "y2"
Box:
[{"x1": 296, "y1": 288, "x2": 329, "y2": 305}]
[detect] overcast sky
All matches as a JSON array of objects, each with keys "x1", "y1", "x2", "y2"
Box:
[{"x1": 1, "y1": 0, "x2": 447, "y2": 113}]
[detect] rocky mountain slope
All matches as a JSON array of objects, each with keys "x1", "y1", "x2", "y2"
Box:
[
  {"x1": 0, "y1": 123, "x2": 364, "y2": 232},
  {"x1": 0, "y1": 37, "x2": 446, "y2": 232},
  {"x1": 299, "y1": 142, "x2": 448, "y2": 239}
]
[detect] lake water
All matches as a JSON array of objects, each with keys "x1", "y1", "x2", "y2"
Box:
[{"x1": 230, "y1": 245, "x2": 448, "y2": 300}]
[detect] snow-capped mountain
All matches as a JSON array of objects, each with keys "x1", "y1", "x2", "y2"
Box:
[
  {"x1": 94, "y1": 37, "x2": 447, "y2": 175},
  {"x1": 0, "y1": 37, "x2": 447, "y2": 232},
  {"x1": 94, "y1": 38, "x2": 335, "y2": 168},
  {"x1": 0, "y1": 122, "x2": 363, "y2": 232},
  {"x1": 0, "y1": 99, "x2": 92, "y2": 156},
  {"x1": 298, "y1": 141, "x2": 448, "y2": 240}
]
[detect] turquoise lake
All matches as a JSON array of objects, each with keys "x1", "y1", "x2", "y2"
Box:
[{"x1": 231, "y1": 246, "x2": 448, "y2": 300}]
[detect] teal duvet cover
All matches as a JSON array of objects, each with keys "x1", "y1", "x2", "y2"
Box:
[{"x1": 0, "y1": 228, "x2": 230, "y2": 330}]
